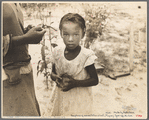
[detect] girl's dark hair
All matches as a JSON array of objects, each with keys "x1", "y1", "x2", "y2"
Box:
[{"x1": 59, "y1": 13, "x2": 86, "y2": 37}]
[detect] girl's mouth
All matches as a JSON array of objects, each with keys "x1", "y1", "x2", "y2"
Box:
[{"x1": 67, "y1": 44, "x2": 74, "y2": 46}]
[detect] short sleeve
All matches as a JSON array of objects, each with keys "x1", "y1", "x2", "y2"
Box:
[
  {"x1": 3, "y1": 34, "x2": 11, "y2": 57},
  {"x1": 84, "y1": 50, "x2": 97, "y2": 68},
  {"x1": 52, "y1": 46, "x2": 64, "y2": 63}
]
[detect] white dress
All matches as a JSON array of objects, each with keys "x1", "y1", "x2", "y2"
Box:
[{"x1": 51, "y1": 46, "x2": 97, "y2": 116}]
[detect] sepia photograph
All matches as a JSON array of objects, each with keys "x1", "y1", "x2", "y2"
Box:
[{"x1": 1, "y1": 1, "x2": 147, "y2": 119}]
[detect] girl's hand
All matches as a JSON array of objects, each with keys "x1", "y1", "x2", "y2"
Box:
[
  {"x1": 51, "y1": 72, "x2": 63, "y2": 88},
  {"x1": 51, "y1": 72, "x2": 62, "y2": 81},
  {"x1": 55, "y1": 79, "x2": 63, "y2": 88},
  {"x1": 61, "y1": 74, "x2": 76, "y2": 92}
]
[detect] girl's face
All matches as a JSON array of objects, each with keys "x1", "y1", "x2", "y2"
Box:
[{"x1": 61, "y1": 21, "x2": 83, "y2": 50}]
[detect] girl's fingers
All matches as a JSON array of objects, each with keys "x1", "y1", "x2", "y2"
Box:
[
  {"x1": 57, "y1": 76, "x2": 62, "y2": 80},
  {"x1": 53, "y1": 74, "x2": 62, "y2": 80},
  {"x1": 56, "y1": 81, "x2": 62, "y2": 88},
  {"x1": 56, "y1": 79, "x2": 60, "y2": 84},
  {"x1": 63, "y1": 79, "x2": 69, "y2": 82},
  {"x1": 61, "y1": 87, "x2": 68, "y2": 92},
  {"x1": 65, "y1": 78, "x2": 73, "y2": 83},
  {"x1": 62, "y1": 86, "x2": 71, "y2": 92}
]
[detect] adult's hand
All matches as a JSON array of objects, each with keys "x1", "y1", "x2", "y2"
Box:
[
  {"x1": 11, "y1": 27, "x2": 46, "y2": 46},
  {"x1": 24, "y1": 26, "x2": 46, "y2": 44}
]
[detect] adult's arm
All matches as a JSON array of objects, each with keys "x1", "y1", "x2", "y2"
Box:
[
  {"x1": 11, "y1": 27, "x2": 46, "y2": 46},
  {"x1": 3, "y1": 3, "x2": 46, "y2": 46}
]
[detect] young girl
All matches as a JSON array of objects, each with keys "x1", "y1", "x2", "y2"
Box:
[{"x1": 51, "y1": 13, "x2": 99, "y2": 116}]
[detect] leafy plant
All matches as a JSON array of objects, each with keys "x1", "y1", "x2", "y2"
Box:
[
  {"x1": 82, "y1": 3, "x2": 110, "y2": 48},
  {"x1": 36, "y1": 24, "x2": 57, "y2": 89}
]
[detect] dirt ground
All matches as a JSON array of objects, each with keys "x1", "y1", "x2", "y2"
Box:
[{"x1": 25, "y1": 2, "x2": 147, "y2": 118}]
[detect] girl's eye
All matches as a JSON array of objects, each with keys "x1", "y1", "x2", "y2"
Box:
[
  {"x1": 74, "y1": 34, "x2": 79, "y2": 37},
  {"x1": 64, "y1": 34, "x2": 69, "y2": 37}
]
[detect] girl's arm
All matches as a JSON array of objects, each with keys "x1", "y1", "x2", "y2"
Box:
[
  {"x1": 51, "y1": 64, "x2": 56, "y2": 81},
  {"x1": 75, "y1": 64, "x2": 99, "y2": 87},
  {"x1": 51, "y1": 64, "x2": 62, "y2": 81},
  {"x1": 62, "y1": 64, "x2": 99, "y2": 91}
]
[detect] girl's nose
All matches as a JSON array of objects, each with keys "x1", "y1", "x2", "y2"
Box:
[{"x1": 68, "y1": 35, "x2": 73, "y2": 42}]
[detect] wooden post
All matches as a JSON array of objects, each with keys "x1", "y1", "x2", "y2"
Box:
[
  {"x1": 139, "y1": 29, "x2": 146, "y2": 43},
  {"x1": 129, "y1": 22, "x2": 134, "y2": 72}
]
